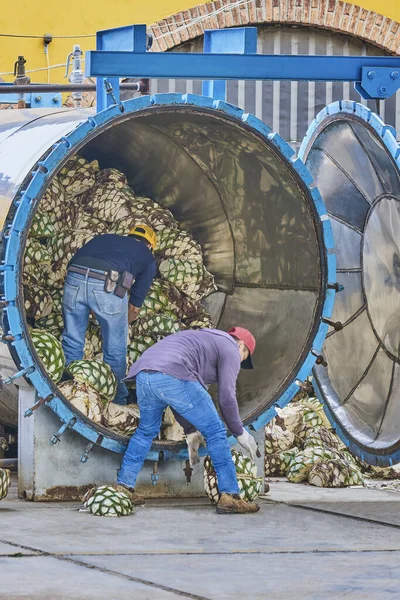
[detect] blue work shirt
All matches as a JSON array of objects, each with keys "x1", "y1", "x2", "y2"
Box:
[{"x1": 70, "y1": 234, "x2": 156, "y2": 307}]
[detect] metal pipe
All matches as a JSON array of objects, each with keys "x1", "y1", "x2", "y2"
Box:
[
  {"x1": 0, "y1": 82, "x2": 146, "y2": 95},
  {"x1": 0, "y1": 458, "x2": 17, "y2": 470}
]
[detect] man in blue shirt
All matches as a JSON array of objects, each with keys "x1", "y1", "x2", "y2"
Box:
[{"x1": 61, "y1": 224, "x2": 157, "y2": 405}]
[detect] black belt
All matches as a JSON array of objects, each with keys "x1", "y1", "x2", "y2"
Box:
[{"x1": 68, "y1": 265, "x2": 108, "y2": 281}]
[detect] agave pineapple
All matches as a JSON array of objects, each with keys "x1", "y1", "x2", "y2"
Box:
[
  {"x1": 0, "y1": 469, "x2": 11, "y2": 501},
  {"x1": 96, "y1": 168, "x2": 128, "y2": 188},
  {"x1": 83, "y1": 184, "x2": 135, "y2": 221},
  {"x1": 308, "y1": 459, "x2": 353, "y2": 488},
  {"x1": 58, "y1": 155, "x2": 99, "y2": 198},
  {"x1": 36, "y1": 312, "x2": 64, "y2": 333},
  {"x1": 103, "y1": 402, "x2": 140, "y2": 437},
  {"x1": 204, "y1": 450, "x2": 263, "y2": 503},
  {"x1": 23, "y1": 277, "x2": 53, "y2": 320},
  {"x1": 30, "y1": 211, "x2": 55, "y2": 238},
  {"x1": 139, "y1": 280, "x2": 171, "y2": 315},
  {"x1": 304, "y1": 427, "x2": 342, "y2": 451},
  {"x1": 286, "y1": 445, "x2": 345, "y2": 483},
  {"x1": 84, "y1": 485, "x2": 133, "y2": 517},
  {"x1": 30, "y1": 329, "x2": 65, "y2": 383},
  {"x1": 160, "y1": 231, "x2": 203, "y2": 263},
  {"x1": 59, "y1": 380, "x2": 103, "y2": 424},
  {"x1": 39, "y1": 176, "x2": 65, "y2": 212},
  {"x1": 155, "y1": 228, "x2": 181, "y2": 252},
  {"x1": 131, "y1": 313, "x2": 185, "y2": 338},
  {"x1": 84, "y1": 323, "x2": 103, "y2": 359},
  {"x1": 265, "y1": 421, "x2": 296, "y2": 454},
  {"x1": 127, "y1": 336, "x2": 156, "y2": 363},
  {"x1": 25, "y1": 239, "x2": 52, "y2": 266},
  {"x1": 67, "y1": 359, "x2": 117, "y2": 404},
  {"x1": 159, "y1": 259, "x2": 217, "y2": 301},
  {"x1": 48, "y1": 229, "x2": 96, "y2": 264},
  {"x1": 264, "y1": 447, "x2": 299, "y2": 477}
]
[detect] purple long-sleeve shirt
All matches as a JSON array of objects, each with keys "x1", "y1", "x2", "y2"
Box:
[{"x1": 127, "y1": 329, "x2": 244, "y2": 436}]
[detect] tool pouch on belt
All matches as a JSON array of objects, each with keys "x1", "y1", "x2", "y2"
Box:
[
  {"x1": 105, "y1": 270, "x2": 119, "y2": 293},
  {"x1": 114, "y1": 271, "x2": 134, "y2": 299}
]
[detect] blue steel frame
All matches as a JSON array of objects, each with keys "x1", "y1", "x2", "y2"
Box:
[
  {"x1": 202, "y1": 27, "x2": 257, "y2": 101},
  {"x1": 95, "y1": 24, "x2": 148, "y2": 111},
  {"x1": 2, "y1": 92, "x2": 336, "y2": 460},
  {"x1": 85, "y1": 24, "x2": 400, "y2": 101},
  {"x1": 299, "y1": 99, "x2": 400, "y2": 467}
]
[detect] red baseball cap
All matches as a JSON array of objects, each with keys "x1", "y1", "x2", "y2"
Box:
[{"x1": 227, "y1": 326, "x2": 256, "y2": 369}]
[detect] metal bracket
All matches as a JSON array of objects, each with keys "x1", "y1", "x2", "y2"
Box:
[
  {"x1": 151, "y1": 461, "x2": 159, "y2": 485},
  {"x1": 312, "y1": 351, "x2": 328, "y2": 367},
  {"x1": 80, "y1": 434, "x2": 104, "y2": 462},
  {"x1": 183, "y1": 459, "x2": 193, "y2": 484},
  {"x1": 328, "y1": 282, "x2": 344, "y2": 292},
  {"x1": 95, "y1": 24, "x2": 148, "y2": 112},
  {"x1": 24, "y1": 394, "x2": 54, "y2": 417},
  {"x1": 202, "y1": 28, "x2": 257, "y2": 101},
  {"x1": 80, "y1": 442, "x2": 94, "y2": 463},
  {"x1": 322, "y1": 318, "x2": 344, "y2": 331},
  {"x1": 103, "y1": 79, "x2": 118, "y2": 106},
  {"x1": 3, "y1": 365, "x2": 34, "y2": 385},
  {"x1": 49, "y1": 417, "x2": 77, "y2": 445},
  {"x1": 357, "y1": 67, "x2": 400, "y2": 100}
]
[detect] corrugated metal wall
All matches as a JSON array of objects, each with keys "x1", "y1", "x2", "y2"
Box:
[{"x1": 150, "y1": 25, "x2": 399, "y2": 143}]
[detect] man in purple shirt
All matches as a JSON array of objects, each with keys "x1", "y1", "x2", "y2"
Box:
[{"x1": 115, "y1": 327, "x2": 260, "y2": 514}]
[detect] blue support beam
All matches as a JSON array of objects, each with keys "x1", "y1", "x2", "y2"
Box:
[
  {"x1": 86, "y1": 51, "x2": 400, "y2": 99},
  {"x1": 95, "y1": 24, "x2": 147, "y2": 111},
  {"x1": 202, "y1": 27, "x2": 257, "y2": 101}
]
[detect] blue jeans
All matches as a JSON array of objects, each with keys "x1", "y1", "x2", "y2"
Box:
[
  {"x1": 118, "y1": 371, "x2": 240, "y2": 495},
  {"x1": 61, "y1": 270, "x2": 129, "y2": 405}
]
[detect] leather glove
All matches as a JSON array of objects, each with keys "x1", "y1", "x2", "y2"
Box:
[
  {"x1": 236, "y1": 429, "x2": 258, "y2": 461},
  {"x1": 186, "y1": 431, "x2": 206, "y2": 466}
]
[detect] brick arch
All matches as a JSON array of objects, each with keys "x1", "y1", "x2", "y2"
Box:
[{"x1": 149, "y1": 0, "x2": 400, "y2": 55}]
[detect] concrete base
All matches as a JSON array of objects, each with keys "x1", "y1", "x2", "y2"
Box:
[
  {"x1": 18, "y1": 388, "x2": 205, "y2": 501},
  {"x1": 18, "y1": 388, "x2": 266, "y2": 501}
]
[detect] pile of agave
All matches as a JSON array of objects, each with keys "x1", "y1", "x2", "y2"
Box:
[
  {"x1": 264, "y1": 384, "x2": 400, "y2": 488},
  {"x1": 23, "y1": 155, "x2": 217, "y2": 439}
]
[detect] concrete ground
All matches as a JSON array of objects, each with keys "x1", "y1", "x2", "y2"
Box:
[{"x1": 1, "y1": 476, "x2": 400, "y2": 599}]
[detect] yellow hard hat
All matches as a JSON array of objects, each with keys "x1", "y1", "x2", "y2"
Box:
[{"x1": 129, "y1": 224, "x2": 157, "y2": 250}]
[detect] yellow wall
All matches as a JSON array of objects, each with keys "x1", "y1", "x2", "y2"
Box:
[{"x1": 0, "y1": 0, "x2": 399, "y2": 84}]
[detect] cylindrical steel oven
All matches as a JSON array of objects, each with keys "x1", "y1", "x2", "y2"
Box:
[{"x1": 0, "y1": 93, "x2": 335, "y2": 460}]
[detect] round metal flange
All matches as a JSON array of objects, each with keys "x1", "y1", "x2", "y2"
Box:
[{"x1": 299, "y1": 100, "x2": 400, "y2": 466}]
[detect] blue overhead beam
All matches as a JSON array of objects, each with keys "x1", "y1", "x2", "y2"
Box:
[
  {"x1": 86, "y1": 52, "x2": 400, "y2": 81},
  {"x1": 85, "y1": 24, "x2": 400, "y2": 100}
]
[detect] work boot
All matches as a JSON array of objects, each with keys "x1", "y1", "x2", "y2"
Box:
[
  {"x1": 114, "y1": 483, "x2": 145, "y2": 506},
  {"x1": 216, "y1": 493, "x2": 260, "y2": 514}
]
